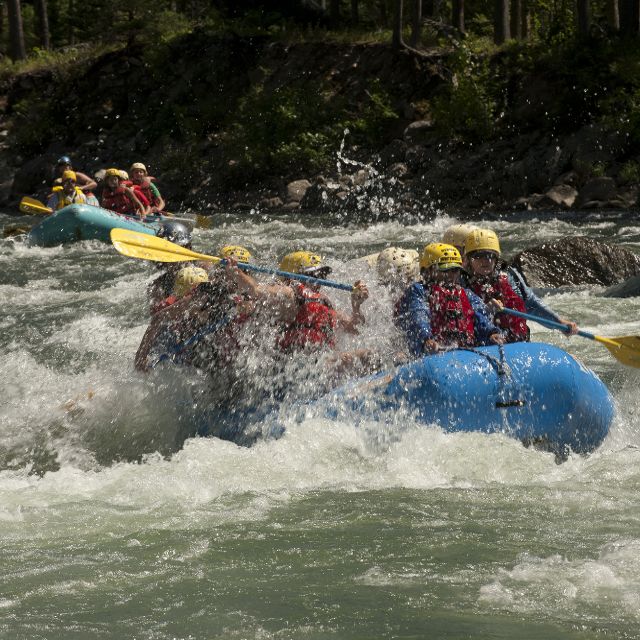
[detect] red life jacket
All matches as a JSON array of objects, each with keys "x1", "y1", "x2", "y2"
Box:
[
  {"x1": 101, "y1": 186, "x2": 135, "y2": 215},
  {"x1": 133, "y1": 182, "x2": 156, "y2": 208},
  {"x1": 279, "y1": 283, "x2": 337, "y2": 352},
  {"x1": 469, "y1": 273, "x2": 529, "y2": 342},
  {"x1": 427, "y1": 284, "x2": 475, "y2": 347}
]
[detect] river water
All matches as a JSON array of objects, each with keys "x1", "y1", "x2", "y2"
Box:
[{"x1": 2, "y1": 210, "x2": 640, "y2": 639}]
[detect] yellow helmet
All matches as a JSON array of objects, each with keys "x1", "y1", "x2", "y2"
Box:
[
  {"x1": 442, "y1": 223, "x2": 479, "y2": 250},
  {"x1": 279, "y1": 251, "x2": 326, "y2": 274},
  {"x1": 173, "y1": 266, "x2": 209, "y2": 297},
  {"x1": 61, "y1": 170, "x2": 77, "y2": 182},
  {"x1": 420, "y1": 243, "x2": 463, "y2": 270},
  {"x1": 220, "y1": 245, "x2": 252, "y2": 263},
  {"x1": 464, "y1": 229, "x2": 501, "y2": 256},
  {"x1": 105, "y1": 168, "x2": 121, "y2": 178}
]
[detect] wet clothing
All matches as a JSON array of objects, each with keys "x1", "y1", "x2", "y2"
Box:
[
  {"x1": 279, "y1": 283, "x2": 337, "y2": 352},
  {"x1": 46, "y1": 186, "x2": 87, "y2": 210},
  {"x1": 395, "y1": 281, "x2": 501, "y2": 357},
  {"x1": 101, "y1": 186, "x2": 137, "y2": 215},
  {"x1": 467, "y1": 272, "x2": 529, "y2": 343},
  {"x1": 133, "y1": 181, "x2": 162, "y2": 209}
]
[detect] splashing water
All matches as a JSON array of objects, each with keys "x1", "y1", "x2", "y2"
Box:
[{"x1": 2, "y1": 209, "x2": 640, "y2": 639}]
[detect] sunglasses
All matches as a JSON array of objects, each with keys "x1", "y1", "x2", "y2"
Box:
[{"x1": 470, "y1": 251, "x2": 498, "y2": 261}]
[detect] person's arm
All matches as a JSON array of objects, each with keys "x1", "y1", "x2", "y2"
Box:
[
  {"x1": 223, "y1": 261, "x2": 298, "y2": 324},
  {"x1": 336, "y1": 281, "x2": 368, "y2": 334},
  {"x1": 395, "y1": 283, "x2": 434, "y2": 356},
  {"x1": 46, "y1": 193, "x2": 58, "y2": 209},
  {"x1": 124, "y1": 186, "x2": 149, "y2": 215},
  {"x1": 507, "y1": 267, "x2": 578, "y2": 334},
  {"x1": 74, "y1": 172, "x2": 98, "y2": 193},
  {"x1": 466, "y1": 290, "x2": 505, "y2": 345},
  {"x1": 149, "y1": 182, "x2": 165, "y2": 213}
]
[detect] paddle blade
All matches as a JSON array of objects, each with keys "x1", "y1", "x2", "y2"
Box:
[
  {"x1": 597, "y1": 335, "x2": 640, "y2": 369},
  {"x1": 110, "y1": 228, "x2": 218, "y2": 264},
  {"x1": 20, "y1": 196, "x2": 52, "y2": 216}
]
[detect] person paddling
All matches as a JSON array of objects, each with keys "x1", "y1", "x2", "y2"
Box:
[
  {"x1": 53, "y1": 156, "x2": 97, "y2": 195},
  {"x1": 46, "y1": 170, "x2": 88, "y2": 210},
  {"x1": 147, "y1": 222, "x2": 193, "y2": 314},
  {"x1": 100, "y1": 168, "x2": 148, "y2": 217},
  {"x1": 463, "y1": 228, "x2": 579, "y2": 337},
  {"x1": 395, "y1": 242, "x2": 505, "y2": 357},
  {"x1": 129, "y1": 162, "x2": 166, "y2": 214}
]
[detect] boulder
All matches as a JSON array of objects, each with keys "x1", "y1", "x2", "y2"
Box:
[
  {"x1": 575, "y1": 177, "x2": 618, "y2": 208},
  {"x1": 511, "y1": 236, "x2": 640, "y2": 288},
  {"x1": 602, "y1": 274, "x2": 640, "y2": 298},
  {"x1": 403, "y1": 119, "x2": 436, "y2": 146},
  {"x1": 11, "y1": 155, "x2": 52, "y2": 198},
  {"x1": 538, "y1": 184, "x2": 578, "y2": 209},
  {"x1": 286, "y1": 179, "x2": 312, "y2": 202},
  {"x1": 300, "y1": 183, "x2": 327, "y2": 210},
  {"x1": 379, "y1": 139, "x2": 408, "y2": 167}
]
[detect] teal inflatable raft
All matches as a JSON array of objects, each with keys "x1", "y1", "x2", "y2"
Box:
[
  {"x1": 203, "y1": 342, "x2": 614, "y2": 456},
  {"x1": 27, "y1": 204, "x2": 160, "y2": 247}
]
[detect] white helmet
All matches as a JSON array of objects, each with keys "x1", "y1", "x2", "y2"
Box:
[{"x1": 376, "y1": 247, "x2": 420, "y2": 285}]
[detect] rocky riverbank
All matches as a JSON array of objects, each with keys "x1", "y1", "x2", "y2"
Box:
[{"x1": 1, "y1": 32, "x2": 639, "y2": 220}]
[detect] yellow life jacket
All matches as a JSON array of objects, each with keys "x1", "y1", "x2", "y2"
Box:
[{"x1": 50, "y1": 185, "x2": 87, "y2": 210}]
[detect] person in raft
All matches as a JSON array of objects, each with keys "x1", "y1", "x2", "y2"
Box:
[
  {"x1": 221, "y1": 251, "x2": 377, "y2": 376},
  {"x1": 394, "y1": 242, "x2": 505, "y2": 357},
  {"x1": 463, "y1": 228, "x2": 579, "y2": 337},
  {"x1": 129, "y1": 162, "x2": 166, "y2": 214},
  {"x1": 53, "y1": 155, "x2": 99, "y2": 205},
  {"x1": 46, "y1": 170, "x2": 88, "y2": 210},
  {"x1": 100, "y1": 168, "x2": 148, "y2": 217},
  {"x1": 147, "y1": 222, "x2": 193, "y2": 314}
]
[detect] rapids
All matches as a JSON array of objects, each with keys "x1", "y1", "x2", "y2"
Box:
[{"x1": 2, "y1": 210, "x2": 640, "y2": 639}]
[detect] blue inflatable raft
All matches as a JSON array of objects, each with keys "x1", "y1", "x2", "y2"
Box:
[
  {"x1": 27, "y1": 204, "x2": 160, "y2": 247},
  {"x1": 201, "y1": 342, "x2": 614, "y2": 456},
  {"x1": 314, "y1": 342, "x2": 614, "y2": 455}
]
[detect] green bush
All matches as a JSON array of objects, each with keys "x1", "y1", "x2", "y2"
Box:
[
  {"x1": 223, "y1": 80, "x2": 398, "y2": 181},
  {"x1": 432, "y1": 46, "x2": 495, "y2": 142}
]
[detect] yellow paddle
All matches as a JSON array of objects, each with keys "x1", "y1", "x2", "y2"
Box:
[
  {"x1": 19, "y1": 196, "x2": 52, "y2": 215},
  {"x1": 502, "y1": 308, "x2": 640, "y2": 369},
  {"x1": 19, "y1": 196, "x2": 211, "y2": 229},
  {"x1": 110, "y1": 228, "x2": 354, "y2": 291}
]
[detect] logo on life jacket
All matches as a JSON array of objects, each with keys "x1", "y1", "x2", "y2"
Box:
[{"x1": 427, "y1": 284, "x2": 475, "y2": 347}]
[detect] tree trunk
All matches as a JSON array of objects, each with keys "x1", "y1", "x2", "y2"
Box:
[
  {"x1": 576, "y1": 0, "x2": 591, "y2": 36},
  {"x1": 378, "y1": 0, "x2": 388, "y2": 25},
  {"x1": 606, "y1": 0, "x2": 620, "y2": 29},
  {"x1": 511, "y1": 0, "x2": 522, "y2": 38},
  {"x1": 451, "y1": 0, "x2": 465, "y2": 33},
  {"x1": 494, "y1": 0, "x2": 510, "y2": 43},
  {"x1": 351, "y1": 0, "x2": 359, "y2": 23},
  {"x1": 619, "y1": 0, "x2": 640, "y2": 33},
  {"x1": 409, "y1": 0, "x2": 422, "y2": 46},
  {"x1": 34, "y1": 0, "x2": 50, "y2": 50},
  {"x1": 330, "y1": 0, "x2": 340, "y2": 23},
  {"x1": 392, "y1": 0, "x2": 404, "y2": 48},
  {"x1": 521, "y1": 0, "x2": 529, "y2": 37},
  {"x1": 7, "y1": 0, "x2": 26, "y2": 60}
]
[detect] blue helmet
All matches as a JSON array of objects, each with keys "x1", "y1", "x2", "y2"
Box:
[
  {"x1": 57, "y1": 155, "x2": 72, "y2": 166},
  {"x1": 157, "y1": 221, "x2": 191, "y2": 248}
]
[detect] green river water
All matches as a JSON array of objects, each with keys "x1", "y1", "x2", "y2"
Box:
[{"x1": 2, "y1": 210, "x2": 640, "y2": 639}]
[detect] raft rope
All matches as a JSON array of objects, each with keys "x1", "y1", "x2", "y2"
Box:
[{"x1": 459, "y1": 344, "x2": 511, "y2": 377}]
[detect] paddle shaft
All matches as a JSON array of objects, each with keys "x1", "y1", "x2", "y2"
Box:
[
  {"x1": 110, "y1": 228, "x2": 354, "y2": 292},
  {"x1": 501, "y1": 308, "x2": 597, "y2": 340}
]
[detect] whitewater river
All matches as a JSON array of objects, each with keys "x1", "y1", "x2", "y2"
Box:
[{"x1": 3, "y1": 209, "x2": 640, "y2": 639}]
